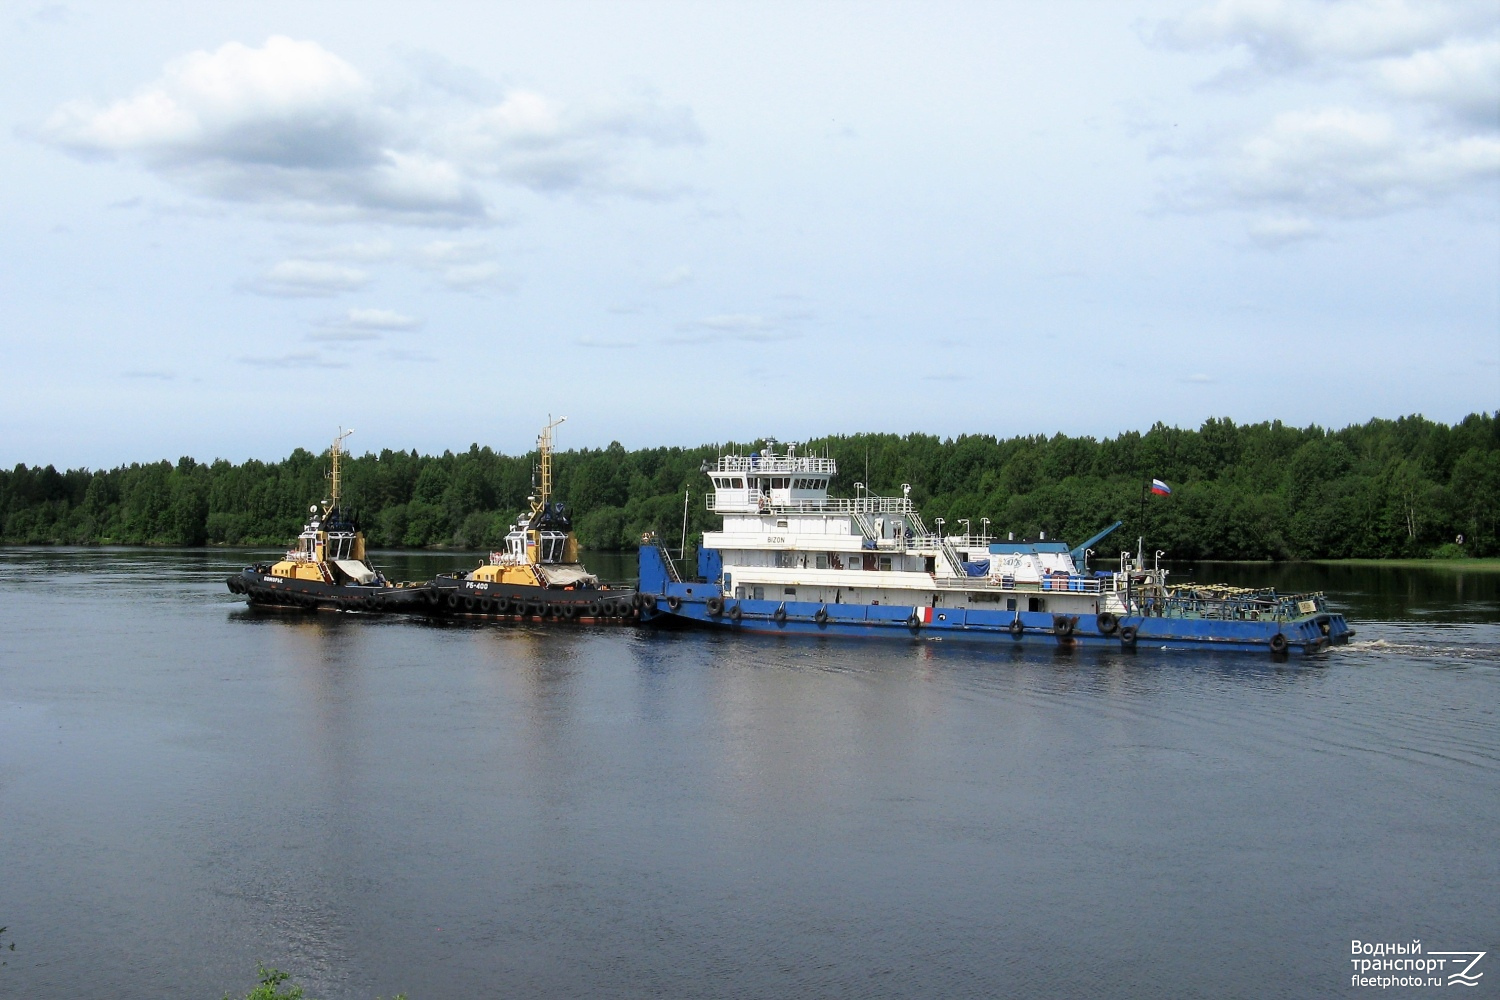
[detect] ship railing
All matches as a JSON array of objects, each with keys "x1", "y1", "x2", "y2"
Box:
[
  {"x1": 934, "y1": 574, "x2": 1104, "y2": 594},
  {"x1": 706, "y1": 495, "x2": 917, "y2": 515},
  {"x1": 1159, "y1": 592, "x2": 1325, "y2": 621},
  {"x1": 714, "y1": 455, "x2": 838, "y2": 475}
]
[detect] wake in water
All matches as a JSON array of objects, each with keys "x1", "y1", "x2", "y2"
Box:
[{"x1": 1340, "y1": 636, "x2": 1500, "y2": 664}]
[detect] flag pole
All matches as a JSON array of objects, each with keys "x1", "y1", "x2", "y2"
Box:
[{"x1": 1139, "y1": 476, "x2": 1148, "y2": 557}]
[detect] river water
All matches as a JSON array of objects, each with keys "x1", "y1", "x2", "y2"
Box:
[{"x1": 1, "y1": 549, "x2": 1496, "y2": 999}]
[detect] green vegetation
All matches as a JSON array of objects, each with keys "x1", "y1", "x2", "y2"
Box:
[
  {"x1": 2, "y1": 413, "x2": 1496, "y2": 560},
  {"x1": 223, "y1": 966, "x2": 404, "y2": 1000}
]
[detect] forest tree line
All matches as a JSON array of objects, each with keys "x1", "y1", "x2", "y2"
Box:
[{"x1": 1, "y1": 413, "x2": 1496, "y2": 560}]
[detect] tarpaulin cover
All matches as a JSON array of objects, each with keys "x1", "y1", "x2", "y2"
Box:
[
  {"x1": 333, "y1": 559, "x2": 377, "y2": 584},
  {"x1": 963, "y1": 560, "x2": 990, "y2": 577}
]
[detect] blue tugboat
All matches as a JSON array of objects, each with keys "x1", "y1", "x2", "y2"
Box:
[{"x1": 638, "y1": 442, "x2": 1354, "y2": 656}]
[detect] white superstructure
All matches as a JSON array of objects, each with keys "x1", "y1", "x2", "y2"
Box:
[{"x1": 701, "y1": 443, "x2": 1143, "y2": 615}]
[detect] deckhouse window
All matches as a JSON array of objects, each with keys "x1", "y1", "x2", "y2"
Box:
[{"x1": 732, "y1": 478, "x2": 744, "y2": 488}]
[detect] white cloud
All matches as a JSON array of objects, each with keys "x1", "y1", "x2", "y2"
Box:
[
  {"x1": 446, "y1": 90, "x2": 701, "y2": 196},
  {"x1": 246, "y1": 259, "x2": 369, "y2": 296},
  {"x1": 1376, "y1": 37, "x2": 1500, "y2": 124},
  {"x1": 576, "y1": 336, "x2": 639, "y2": 349},
  {"x1": 1246, "y1": 213, "x2": 1322, "y2": 246},
  {"x1": 295, "y1": 238, "x2": 393, "y2": 260},
  {"x1": 415, "y1": 238, "x2": 490, "y2": 263},
  {"x1": 239, "y1": 350, "x2": 349, "y2": 368},
  {"x1": 307, "y1": 306, "x2": 422, "y2": 341},
  {"x1": 1154, "y1": 0, "x2": 1499, "y2": 239},
  {"x1": 1197, "y1": 107, "x2": 1500, "y2": 217},
  {"x1": 1154, "y1": 0, "x2": 1492, "y2": 74},
  {"x1": 412, "y1": 239, "x2": 514, "y2": 290},
  {"x1": 37, "y1": 36, "x2": 700, "y2": 226},
  {"x1": 670, "y1": 312, "x2": 803, "y2": 343},
  {"x1": 659, "y1": 265, "x2": 693, "y2": 288},
  {"x1": 344, "y1": 307, "x2": 422, "y2": 330}
]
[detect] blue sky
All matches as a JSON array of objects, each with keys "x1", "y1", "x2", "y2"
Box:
[{"x1": 2, "y1": 0, "x2": 1496, "y2": 468}]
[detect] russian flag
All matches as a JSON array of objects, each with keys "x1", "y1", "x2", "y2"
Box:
[{"x1": 1151, "y1": 478, "x2": 1172, "y2": 496}]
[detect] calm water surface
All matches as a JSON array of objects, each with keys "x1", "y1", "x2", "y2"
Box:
[{"x1": 1, "y1": 549, "x2": 1496, "y2": 999}]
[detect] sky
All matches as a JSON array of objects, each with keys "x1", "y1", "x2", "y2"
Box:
[{"x1": 2, "y1": 0, "x2": 1497, "y2": 468}]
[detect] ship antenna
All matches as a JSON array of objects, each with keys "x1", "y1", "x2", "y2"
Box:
[
  {"x1": 533, "y1": 415, "x2": 567, "y2": 516},
  {"x1": 326, "y1": 427, "x2": 353, "y2": 515}
]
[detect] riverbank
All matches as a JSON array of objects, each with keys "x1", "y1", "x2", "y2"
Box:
[{"x1": 1310, "y1": 558, "x2": 1500, "y2": 572}]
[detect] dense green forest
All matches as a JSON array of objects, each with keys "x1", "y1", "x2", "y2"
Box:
[{"x1": 2, "y1": 413, "x2": 1496, "y2": 560}]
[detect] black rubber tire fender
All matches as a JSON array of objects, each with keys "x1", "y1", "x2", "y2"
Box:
[
  {"x1": 561, "y1": 603, "x2": 578, "y2": 620},
  {"x1": 1119, "y1": 625, "x2": 1138, "y2": 646},
  {"x1": 907, "y1": 609, "x2": 922, "y2": 630},
  {"x1": 728, "y1": 603, "x2": 742, "y2": 622},
  {"x1": 492, "y1": 595, "x2": 510, "y2": 614},
  {"x1": 544, "y1": 602, "x2": 559, "y2": 618},
  {"x1": 1096, "y1": 611, "x2": 1119, "y2": 635},
  {"x1": 1008, "y1": 616, "x2": 1024, "y2": 637},
  {"x1": 446, "y1": 593, "x2": 460, "y2": 609},
  {"x1": 1270, "y1": 632, "x2": 1289, "y2": 654},
  {"x1": 773, "y1": 604, "x2": 787, "y2": 624},
  {"x1": 666, "y1": 595, "x2": 682, "y2": 612},
  {"x1": 705, "y1": 595, "x2": 724, "y2": 617},
  {"x1": 640, "y1": 593, "x2": 657, "y2": 611},
  {"x1": 586, "y1": 601, "x2": 602, "y2": 618},
  {"x1": 1053, "y1": 614, "x2": 1074, "y2": 636},
  {"x1": 478, "y1": 597, "x2": 492, "y2": 614},
  {"x1": 815, "y1": 606, "x2": 829, "y2": 625}
]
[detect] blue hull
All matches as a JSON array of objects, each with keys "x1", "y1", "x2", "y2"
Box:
[{"x1": 638, "y1": 548, "x2": 1353, "y2": 657}]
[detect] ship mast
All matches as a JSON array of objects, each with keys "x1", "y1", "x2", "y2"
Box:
[
  {"x1": 532, "y1": 416, "x2": 566, "y2": 516},
  {"x1": 326, "y1": 427, "x2": 353, "y2": 515}
]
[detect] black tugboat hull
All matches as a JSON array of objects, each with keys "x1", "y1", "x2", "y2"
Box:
[
  {"x1": 226, "y1": 567, "x2": 434, "y2": 613},
  {"x1": 424, "y1": 576, "x2": 640, "y2": 624}
]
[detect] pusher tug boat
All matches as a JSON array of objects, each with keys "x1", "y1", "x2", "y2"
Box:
[
  {"x1": 425, "y1": 417, "x2": 638, "y2": 623},
  {"x1": 638, "y1": 441, "x2": 1354, "y2": 656},
  {"x1": 226, "y1": 429, "x2": 433, "y2": 613}
]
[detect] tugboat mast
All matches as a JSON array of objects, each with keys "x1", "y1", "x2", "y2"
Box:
[
  {"x1": 532, "y1": 416, "x2": 566, "y2": 516},
  {"x1": 325, "y1": 427, "x2": 353, "y2": 516}
]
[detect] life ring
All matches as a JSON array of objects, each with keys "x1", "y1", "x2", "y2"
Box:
[
  {"x1": 728, "y1": 603, "x2": 742, "y2": 621},
  {"x1": 641, "y1": 594, "x2": 657, "y2": 611},
  {"x1": 1270, "y1": 633, "x2": 1289, "y2": 654},
  {"x1": 587, "y1": 601, "x2": 602, "y2": 618},
  {"x1": 446, "y1": 593, "x2": 460, "y2": 609},
  {"x1": 706, "y1": 596, "x2": 724, "y2": 616},
  {"x1": 1008, "y1": 617, "x2": 1024, "y2": 637},
  {"x1": 1119, "y1": 625, "x2": 1138, "y2": 646},
  {"x1": 815, "y1": 606, "x2": 829, "y2": 624},
  {"x1": 561, "y1": 603, "x2": 578, "y2": 620},
  {"x1": 463, "y1": 596, "x2": 476, "y2": 612},
  {"x1": 492, "y1": 595, "x2": 510, "y2": 614},
  {"x1": 1096, "y1": 611, "x2": 1119, "y2": 635}
]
